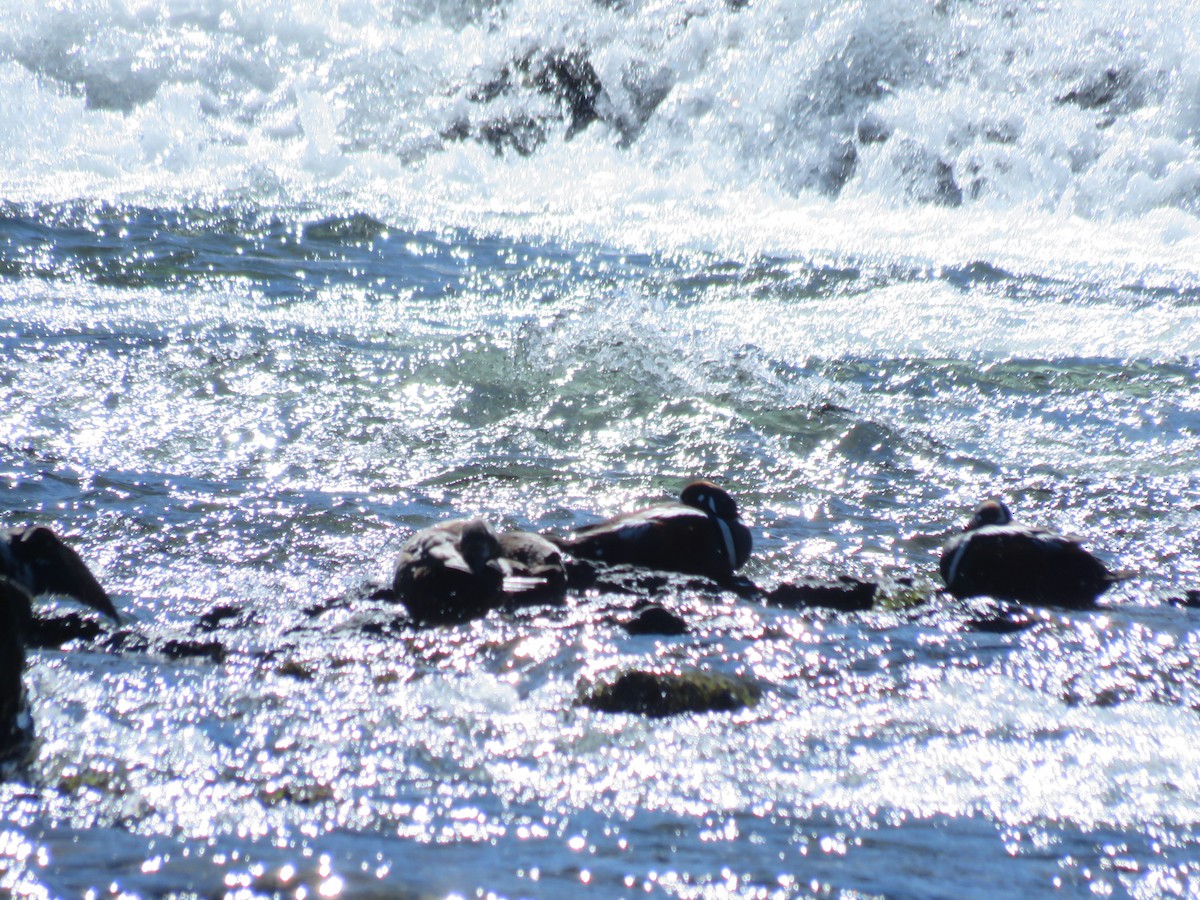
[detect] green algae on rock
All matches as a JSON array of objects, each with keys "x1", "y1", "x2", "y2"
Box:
[{"x1": 578, "y1": 668, "x2": 761, "y2": 718}]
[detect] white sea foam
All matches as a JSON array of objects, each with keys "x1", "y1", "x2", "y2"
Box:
[{"x1": 2, "y1": 0, "x2": 1200, "y2": 280}]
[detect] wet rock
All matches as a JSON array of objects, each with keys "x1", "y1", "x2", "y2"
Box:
[
  {"x1": 100, "y1": 629, "x2": 152, "y2": 654},
  {"x1": 26, "y1": 612, "x2": 106, "y2": 649},
  {"x1": 300, "y1": 213, "x2": 388, "y2": 243},
  {"x1": 964, "y1": 602, "x2": 1039, "y2": 634},
  {"x1": 159, "y1": 639, "x2": 227, "y2": 664},
  {"x1": 533, "y1": 51, "x2": 603, "y2": 138},
  {"x1": 456, "y1": 49, "x2": 603, "y2": 155},
  {"x1": 357, "y1": 617, "x2": 410, "y2": 639},
  {"x1": 195, "y1": 603, "x2": 247, "y2": 632},
  {"x1": 605, "y1": 61, "x2": 674, "y2": 146},
  {"x1": 764, "y1": 577, "x2": 877, "y2": 612},
  {"x1": 890, "y1": 139, "x2": 962, "y2": 207},
  {"x1": 622, "y1": 604, "x2": 688, "y2": 636},
  {"x1": 818, "y1": 139, "x2": 859, "y2": 195},
  {"x1": 478, "y1": 115, "x2": 548, "y2": 157},
  {"x1": 856, "y1": 113, "x2": 892, "y2": 144},
  {"x1": 579, "y1": 668, "x2": 760, "y2": 717},
  {"x1": 568, "y1": 561, "x2": 754, "y2": 600},
  {"x1": 275, "y1": 660, "x2": 316, "y2": 681},
  {"x1": 1057, "y1": 68, "x2": 1139, "y2": 112},
  {"x1": 1168, "y1": 590, "x2": 1200, "y2": 609}
]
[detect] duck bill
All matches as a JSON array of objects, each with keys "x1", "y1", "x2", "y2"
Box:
[{"x1": 45, "y1": 546, "x2": 120, "y2": 622}]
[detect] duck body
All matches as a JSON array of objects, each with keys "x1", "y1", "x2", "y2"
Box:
[
  {"x1": 940, "y1": 500, "x2": 1125, "y2": 608},
  {"x1": 393, "y1": 518, "x2": 506, "y2": 624},
  {"x1": 0, "y1": 526, "x2": 118, "y2": 621},
  {"x1": 0, "y1": 578, "x2": 34, "y2": 772},
  {"x1": 553, "y1": 481, "x2": 752, "y2": 580},
  {"x1": 496, "y1": 531, "x2": 568, "y2": 596}
]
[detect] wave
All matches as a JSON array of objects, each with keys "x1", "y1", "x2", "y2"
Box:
[{"x1": 2, "y1": 0, "x2": 1200, "y2": 276}]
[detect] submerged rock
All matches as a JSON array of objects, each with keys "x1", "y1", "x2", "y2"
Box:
[
  {"x1": 764, "y1": 577, "x2": 877, "y2": 612},
  {"x1": 579, "y1": 668, "x2": 760, "y2": 717}
]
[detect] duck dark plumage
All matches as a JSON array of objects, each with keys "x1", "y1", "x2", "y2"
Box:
[
  {"x1": 0, "y1": 526, "x2": 118, "y2": 621},
  {"x1": 393, "y1": 518, "x2": 506, "y2": 624},
  {"x1": 940, "y1": 500, "x2": 1127, "y2": 608},
  {"x1": 551, "y1": 480, "x2": 752, "y2": 580},
  {"x1": 392, "y1": 519, "x2": 569, "y2": 624},
  {"x1": 0, "y1": 578, "x2": 34, "y2": 770},
  {"x1": 496, "y1": 530, "x2": 568, "y2": 595}
]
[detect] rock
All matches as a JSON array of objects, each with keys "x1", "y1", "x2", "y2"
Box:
[
  {"x1": 26, "y1": 612, "x2": 106, "y2": 649},
  {"x1": 1057, "y1": 68, "x2": 1140, "y2": 112},
  {"x1": 159, "y1": 639, "x2": 227, "y2": 664},
  {"x1": 300, "y1": 213, "x2": 388, "y2": 243},
  {"x1": 1168, "y1": 590, "x2": 1200, "y2": 609},
  {"x1": 622, "y1": 604, "x2": 688, "y2": 636},
  {"x1": 195, "y1": 604, "x2": 247, "y2": 632},
  {"x1": 963, "y1": 601, "x2": 1039, "y2": 634},
  {"x1": 579, "y1": 668, "x2": 760, "y2": 717},
  {"x1": 856, "y1": 113, "x2": 892, "y2": 144},
  {"x1": 764, "y1": 577, "x2": 877, "y2": 612}
]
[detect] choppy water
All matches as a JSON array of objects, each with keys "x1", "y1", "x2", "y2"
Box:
[{"x1": 2, "y1": 1, "x2": 1200, "y2": 897}]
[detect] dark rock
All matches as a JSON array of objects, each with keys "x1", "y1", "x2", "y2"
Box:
[
  {"x1": 584, "y1": 564, "x2": 679, "y2": 596},
  {"x1": 195, "y1": 604, "x2": 246, "y2": 632},
  {"x1": 26, "y1": 613, "x2": 106, "y2": 649},
  {"x1": 302, "y1": 596, "x2": 352, "y2": 617},
  {"x1": 301, "y1": 213, "x2": 389, "y2": 243},
  {"x1": 964, "y1": 603, "x2": 1038, "y2": 634},
  {"x1": 99, "y1": 629, "x2": 152, "y2": 654},
  {"x1": 159, "y1": 639, "x2": 227, "y2": 664},
  {"x1": 275, "y1": 660, "x2": 315, "y2": 681},
  {"x1": 1057, "y1": 68, "x2": 1136, "y2": 111},
  {"x1": 857, "y1": 114, "x2": 891, "y2": 144},
  {"x1": 503, "y1": 583, "x2": 569, "y2": 611},
  {"x1": 478, "y1": 115, "x2": 548, "y2": 157},
  {"x1": 764, "y1": 578, "x2": 877, "y2": 612},
  {"x1": 532, "y1": 51, "x2": 602, "y2": 137},
  {"x1": 358, "y1": 617, "x2": 409, "y2": 639},
  {"x1": 579, "y1": 668, "x2": 760, "y2": 717},
  {"x1": 1167, "y1": 590, "x2": 1200, "y2": 608},
  {"x1": 623, "y1": 605, "x2": 688, "y2": 636},
  {"x1": 460, "y1": 49, "x2": 603, "y2": 155},
  {"x1": 891, "y1": 139, "x2": 962, "y2": 207},
  {"x1": 571, "y1": 561, "x2": 751, "y2": 599},
  {"x1": 818, "y1": 140, "x2": 859, "y2": 195}
]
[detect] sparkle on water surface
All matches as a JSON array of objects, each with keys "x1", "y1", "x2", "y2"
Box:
[{"x1": 1, "y1": 0, "x2": 1200, "y2": 895}]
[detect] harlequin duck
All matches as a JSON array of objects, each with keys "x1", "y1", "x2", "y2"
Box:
[
  {"x1": 940, "y1": 500, "x2": 1128, "y2": 608},
  {"x1": 0, "y1": 526, "x2": 118, "y2": 621},
  {"x1": 496, "y1": 530, "x2": 568, "y2": 597},
  {"x1": 392, "y1": 519, "x2": 569, "y2": 624},
  {"x1": 0, "y1": 578, "x2": 34, "y2": 770},
  {"x1": 393, "y1": 518, "x2": 505, "y2": 624},
  {"x1": 550, "y1": 480, "x2": 752, "y2": 580}
]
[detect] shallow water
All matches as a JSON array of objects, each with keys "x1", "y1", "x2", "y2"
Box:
[{"x1": 3, "y1": 0, "x2": 1200, "y2": 897}]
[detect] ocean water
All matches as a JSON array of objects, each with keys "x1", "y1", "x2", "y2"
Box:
[{"x1": 1, "y1": 0, "x2": 1200, "y2": 897}]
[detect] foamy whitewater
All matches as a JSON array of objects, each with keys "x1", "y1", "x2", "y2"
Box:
[{"x1": 1, "y1": 0, "x2": 1199, "y2": 897}]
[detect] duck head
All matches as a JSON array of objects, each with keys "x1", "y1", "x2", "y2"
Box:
[
  {"x1": 680, "y1": 481, "x2": 741, "y2": 521},
  {"x1": 965, "y1": 500, "x2": 1013, "y2": 531},
  {"x1": 456, "y1": 519, "x2": 504, "y2": 574}
]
